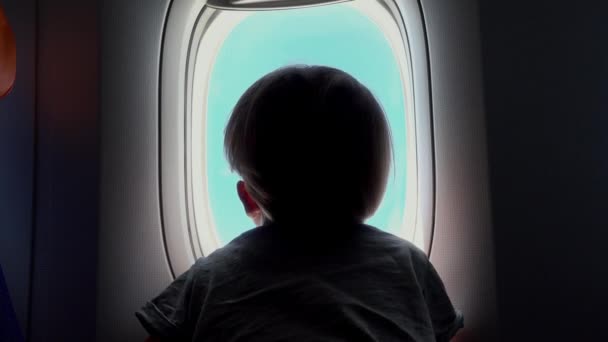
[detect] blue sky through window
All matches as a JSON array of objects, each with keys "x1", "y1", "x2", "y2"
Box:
[{"x1": 205, "y1": 3, "x2": 407, "y2": 245}]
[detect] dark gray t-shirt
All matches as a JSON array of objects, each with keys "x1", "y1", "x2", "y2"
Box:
[{"x1": 136, "y1": 223, "x2": 463, "y2": 341}]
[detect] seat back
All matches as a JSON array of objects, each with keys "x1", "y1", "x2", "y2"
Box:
[{"x1": 0, "y1": 264, "x2": 24, "y2": 342}]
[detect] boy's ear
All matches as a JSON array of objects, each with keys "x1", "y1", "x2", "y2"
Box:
[
  {"x1": 237, "y1": 180, "x2": 260, "y2": 214},
  {"x1": 0, "y1": 5, "x2": 16, "y2": 99}
]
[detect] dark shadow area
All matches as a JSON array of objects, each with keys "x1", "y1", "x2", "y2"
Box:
[{"x1": 480, "y1": 1, "x2": 608, "y2": 340}]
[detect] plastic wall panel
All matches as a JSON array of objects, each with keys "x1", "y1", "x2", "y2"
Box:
[
  {"x1": 96, "y1": 0, "x2": 173, "y2": 340},
  {"x1": 28, "y1": 1, "x2": 100, "y2": 341},
  {"x1": 422, "y1": 0, "x2": 498, "y2": 340},
  {"x1": 481, "y1": 2, "x2": 608, "y2": 340}
]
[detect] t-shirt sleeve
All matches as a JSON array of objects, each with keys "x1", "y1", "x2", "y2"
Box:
[
  {"x1": 135, "y1": 263, "x2": 200, "y2": 340},
  {"x1": 422, "y1": 258, "x2": 464, "y2": 342}
]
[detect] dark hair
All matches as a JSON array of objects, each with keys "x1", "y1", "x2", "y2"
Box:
[{"x1": 224, "y1": 65, "x2": 393, "y2": 225}]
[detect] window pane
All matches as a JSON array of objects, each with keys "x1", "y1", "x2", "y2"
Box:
[{"x1": 205, "y1": 2, "x2": 407, "y2": 245}]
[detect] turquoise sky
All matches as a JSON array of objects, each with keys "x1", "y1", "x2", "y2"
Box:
[{"x1": 206, "y1": 3, "x2": 407, "y2": 245}]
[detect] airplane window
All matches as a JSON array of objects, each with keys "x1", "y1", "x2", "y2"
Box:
[{"x1": 190, "y1": 0, "x2": 419, "y2": 255}]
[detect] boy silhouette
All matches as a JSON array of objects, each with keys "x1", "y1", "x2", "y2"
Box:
[{"x1": 137, "y1": 65, "x2": 463, "y2": 341}]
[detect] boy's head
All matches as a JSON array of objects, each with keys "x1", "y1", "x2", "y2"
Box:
[{"x1": 225, "y1": 65, "x2": 393, "y2": 226}]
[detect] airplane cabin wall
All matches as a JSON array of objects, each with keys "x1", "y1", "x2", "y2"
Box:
[
  {"x1": 480, "y1": 1, "x2": 608, "y2": 340},
  {"x1": 422, "y1": 0, "x2": 498, "y2": 340},
  {"x1": 7, "y1": 0, "x2": 607, "y2": 340},
  {"x1": 1, "y1": 0, "x2": 101, "y2": 341},
  {"x1": 27, "y1": 1, "x2": 100, "y2": 341},
  {"x1": 96, "y1": 0, "x2": 174, "y2": 340},
  {"x1": 0, "y1": 0, "x2": 502, "y2": 340}
]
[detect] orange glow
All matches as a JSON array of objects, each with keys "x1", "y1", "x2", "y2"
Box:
[{"x1": 0, "y1": 5, "x2": 16, "y2": 98}]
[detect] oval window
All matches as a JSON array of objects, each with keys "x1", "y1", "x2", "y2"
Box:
[
  {"x1": 192, "y1": 3, "x2": 415, "y2": 254},
  {"x1": 189, "y1": 0, "x2": 420, "y2": 256}
]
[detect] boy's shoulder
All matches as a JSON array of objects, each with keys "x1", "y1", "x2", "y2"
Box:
[
  {"x1": 195, "y1": 223, "x2": 430, "y2": 274},
  {"x1": 359, "y1": 223, "x2": 425, "y2": 253},
  {"x1": 358, "y1": 224, "x2": 430, "y2": 270}
]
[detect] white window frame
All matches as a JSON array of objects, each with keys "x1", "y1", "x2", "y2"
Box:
[{"x1": 160, "y1": 0, "x2": 434, "y2": 277}]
